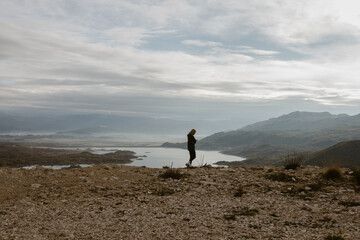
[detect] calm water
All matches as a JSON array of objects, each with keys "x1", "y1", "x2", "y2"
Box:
[
  {"x1": 23, "y1": 147, "x2": 245, "y2": 169},
  {"x1": 87, "y1": 147, "x2": 245, "y2": 168}
]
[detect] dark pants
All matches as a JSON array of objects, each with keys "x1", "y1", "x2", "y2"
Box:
[{"x1": 188, "y1": 149, "x2": 196, "y2": 164}]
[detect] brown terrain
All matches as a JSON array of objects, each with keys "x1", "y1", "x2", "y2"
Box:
[
  {"x1": 0, "y1": 143, "x2": 136, "y2": 168},
  {"x1": 1, "y1": 164, "x2": 360, "y2": 239}
]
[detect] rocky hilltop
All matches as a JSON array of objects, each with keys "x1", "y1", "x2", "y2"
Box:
[{"x1": 1, "y1": 165, "x2": 359, "y2": 239}]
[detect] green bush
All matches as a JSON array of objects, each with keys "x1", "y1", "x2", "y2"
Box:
[{"x1": 323, "y1": 167, "x2": 342, "y2": 180}]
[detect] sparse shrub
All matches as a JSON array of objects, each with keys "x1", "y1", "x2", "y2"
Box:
[
  {"x1": 153, "y1": 188, "x2": 175, "y2": 196},
  {"x1": 323, "y1": 167, "x2": 342, "y2": 180},
  {"x1": 324, "y1": 234, "x2": 345, "y2": 240},
  {"x1": 319, "y1": 216, "x2": 334, "y2": 223},
  {"x1": 308, "y1": 181, "x2": 323, "y2": 191},
  {"x1": 162, "y1": 166, "x2": 170, "y2": 169},
  {"x1": 159, "y1": 168, "x2": 184, "y2": 179},
  {"x1": 233, "y1": 207, "x2": 259, "y2": 216},
  {"x1": 338, "y1": 200, "x2": 360, "y2": 207},
  {"x1": 199, "y1": 163, "x2": 212, "y2": 168},
  {"x1": 281, "y1": 152, "x2": 304, "y2": 170},
  {"x1": 234, "y1": 186, "x2": 245, "y2": 197},
  {"x1": 223, "y1": 214, "x2": 236, "y2": 220},
  {"x1": 353, "y1": 169, "x2": 360, "y2": 185},
  {"x1": 266, "y1": 172, "x2": 295, "y2": 182}
]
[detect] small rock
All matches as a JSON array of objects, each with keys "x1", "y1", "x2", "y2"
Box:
[{"x1": 31, "y1": 184, "x2": 41, "y2": 189}]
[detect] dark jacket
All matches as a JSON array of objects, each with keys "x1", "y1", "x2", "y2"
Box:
[{"x1": 187, "y1": 134, "x2": 196, "y2": 150}]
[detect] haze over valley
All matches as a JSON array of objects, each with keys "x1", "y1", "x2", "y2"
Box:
[{"x1": 2, "y1": 110, "x2": 360, "y2": 168}]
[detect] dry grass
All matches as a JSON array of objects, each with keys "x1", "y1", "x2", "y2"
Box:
[
  {"x1": 281, "y1": 152, "x2": 305, "y2": 170},
  {"x1": 323, "y1": 167, "x2": 342, "y2": 180},
  {"x1": 159, "y1": 168, "x2": 185, "y2": 179}
]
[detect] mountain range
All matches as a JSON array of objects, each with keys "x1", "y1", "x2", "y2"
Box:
[
  {"x1": 2, "y1": 110, "x2": 360, "y2": 167},
  {"x1": 163, "y1": 111, "x2": 360, "y2": 167},
  {"x1": 0, "y1": 112, "x2": 246, "y2": 138},
  {"x1": 199, "y1": 111, "x2": 360, "y2": 150},
  {"x1": 241, "y1": 111, "x2": 357, "y2": 131}
]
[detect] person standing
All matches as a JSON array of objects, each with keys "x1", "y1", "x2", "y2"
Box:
[{"x1": 186, "y1": 129, "x2": 197, "y2": 167}]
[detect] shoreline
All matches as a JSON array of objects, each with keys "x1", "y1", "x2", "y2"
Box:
[{"x1": 0, "y1": 143, "x2": 246, "y2": 169}]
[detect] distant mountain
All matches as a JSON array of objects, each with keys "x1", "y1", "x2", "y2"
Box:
[
  {"x1": 221, "y1": 144, "x2": 315, "y2": 159},
  {"x1": 0, "y1": 112, "x2": 59, "y2": 132},
  {"x1": 159, "y1": 111, "x2": 360, "y2": 163},
  {"x1": 241, "y1": 111, "x2": 355, "y2": 131},
  {"x1": 162, "y1": 112, "x2": 360, "y2": 167},
  {"x1": 199, "y1": 111, "x2": 360, "y2": 149},
  {"x1": 305, "y1": 140, "x2": 360, "y2": 168},
  {"x1": 0, "y1": 112, "x2": 240, "y2": 137}
]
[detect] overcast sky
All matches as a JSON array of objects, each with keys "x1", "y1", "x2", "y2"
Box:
[{"x1": 1, "y1": 0, "x2": 360, "y2": 123}]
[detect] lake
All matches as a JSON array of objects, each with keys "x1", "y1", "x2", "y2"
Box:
[
  {"x1": 23, "y1": 147, "x2": 245, "y2": 169},
  {"x1": 86, "y1": 147, "x2": 245, "y2": 168}
]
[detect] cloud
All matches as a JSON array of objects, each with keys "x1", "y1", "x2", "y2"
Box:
[
  {"x1": 1, "y1": 0, "x2": 360, "y2": 120},
  {"x1": 182, "y1": 40, "x2": 223, "y2": 47},
  {"x1": 237, "y1": 46, "x2": 279, "y2": 55}
]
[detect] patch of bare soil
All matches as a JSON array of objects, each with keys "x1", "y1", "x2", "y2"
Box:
[{"x1": 0, "y1": 165, "x2": 359, "y2": 239}]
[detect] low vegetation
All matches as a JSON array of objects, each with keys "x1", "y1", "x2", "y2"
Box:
[
  {"x1": 223, "y1": 214, "x2": 236, "y2": 221},
  {"x1": 233, "y1": 207, "x2": 259, "y2": 216},
  {"x1": 338, "y1": 200, "x2": 360, "y2": 207},
  {"x1": 159, "y1": 168, "x2": 185, "y2": 180},
  {"x1": 323, "y1": 167, "x2": 343, "y2": 180},
  {"x1": 307, "y1": 181, "x2": 323, "y2": 191},
  {"x1": 153, "y1": 188, "x2": 176, "y2": 196},
  {"x1": 223, "y1": 207, "x2": 259, "y2": 221},
  {"x1": 281, "y1": 152, "x2": 305, "y2": 170},
  {"x1": 233, "y1": 185, "x2": 245, "y2": 197},
  {"x1": 266, "y1": 172, "x2": 295, "y2": 182},
  {"x1": 324, "y1": 234, "x2": 345, "y2": 240},
  {"x1": 353, "y1": 169, "x2": 360, "y2": 185}
]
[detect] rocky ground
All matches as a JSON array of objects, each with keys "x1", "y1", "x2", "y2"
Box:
[{"x1": 1, "y1": 165, "x2": 359, "y2": 239}]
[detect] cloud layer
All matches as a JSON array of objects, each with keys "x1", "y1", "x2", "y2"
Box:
[{"x1": 1, "y1": 0, "x2": 360, "y2": 120}]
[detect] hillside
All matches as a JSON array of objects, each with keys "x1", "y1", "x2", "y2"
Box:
[
  {"x1": 160, "y1": 111, "x2": 360, "y2": 167},
  {"x1": 1, "y1": 165, "x2": 359, "y2": 239},
  {"x1": 241, "y1": 111, "x2": 355, "y2": 131},
  {"x1": 198, "y1": 112, "x2": 360, "y2": 157},
  {"x1": 305, "y1": 140, "x2": 360, "y2": 168}
]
